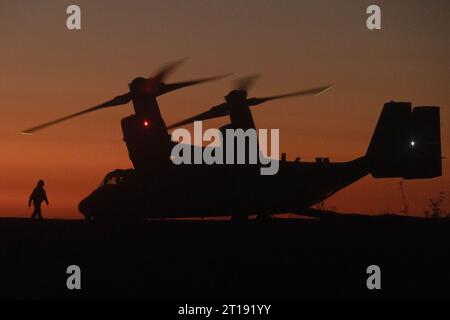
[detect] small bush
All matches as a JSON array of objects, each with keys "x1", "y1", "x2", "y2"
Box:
[{"x1": 424, "y1": 192, "x2": 447, "y2": 219}]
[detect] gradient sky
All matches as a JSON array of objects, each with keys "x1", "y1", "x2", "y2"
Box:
[{"x1": 0, "y1": 0, "x2": 449, "y2": 218}]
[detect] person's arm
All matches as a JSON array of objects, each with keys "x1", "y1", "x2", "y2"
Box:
[
  {"x1": 44, "y1": 191, "x2": 49, "y2": 205},
  {"x1": 28, "y1": 191, "x2": 33, "y2": 207}
]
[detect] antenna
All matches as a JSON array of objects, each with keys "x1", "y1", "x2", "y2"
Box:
[{"x1": 399, "y1": 181, "x2": 409, "y2": 216}]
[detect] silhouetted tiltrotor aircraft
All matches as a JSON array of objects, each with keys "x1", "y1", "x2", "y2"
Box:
[{"x1": 22, "y1": 61, "x2": 442, "y2": 220}]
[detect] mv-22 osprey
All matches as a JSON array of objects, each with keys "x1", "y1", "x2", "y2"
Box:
[{"x1": 22, "y1": 61, "x2": 442, "y2": 220}]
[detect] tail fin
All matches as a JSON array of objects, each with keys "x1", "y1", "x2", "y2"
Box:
[{"x1": 366, "y1": 101, "x2": 441, "y2": 179}]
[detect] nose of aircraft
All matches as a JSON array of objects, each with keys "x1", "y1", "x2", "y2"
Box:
[{"x1": 78, "y1": 195, "x2": 93, "y2": 219}]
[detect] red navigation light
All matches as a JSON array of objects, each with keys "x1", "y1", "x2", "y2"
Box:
[{"x1": 144, "y1": 120, "x2": 149, "y2": 127}]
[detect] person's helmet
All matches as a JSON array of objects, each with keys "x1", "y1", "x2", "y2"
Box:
[{"x1": 37, "y1": 180, "x2": 45, "y2": 187}]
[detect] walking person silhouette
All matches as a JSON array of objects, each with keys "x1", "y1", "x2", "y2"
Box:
[{"x1": 29, "y1": 180, "x2": 49, "y2": 220}]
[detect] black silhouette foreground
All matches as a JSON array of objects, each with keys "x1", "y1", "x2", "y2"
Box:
[
  {"x1": 28, "y1": 180, "x2": 49, "y2": 220},
  {"x1": 0, "y1": 214, "x2": 449, "y2": 300},
  {"x1": 21, "y1": 61, "x2": 441, "y2": 221}
]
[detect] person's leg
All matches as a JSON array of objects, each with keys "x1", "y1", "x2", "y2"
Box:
[
  {"x1": 31, "y1": 206, "x2": 37, "y2": 219},
  {"x1": 36, "y1": 207, "x2": 43, "y2": 220}
]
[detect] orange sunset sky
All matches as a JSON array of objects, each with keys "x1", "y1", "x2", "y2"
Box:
[{"x1": 0, "y1": 0, "x2": 449, "y2": 218}]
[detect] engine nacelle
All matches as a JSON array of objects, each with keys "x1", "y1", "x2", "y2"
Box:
[{"x1": 121, "y1": 115, "x2": 172, "y2": 172}]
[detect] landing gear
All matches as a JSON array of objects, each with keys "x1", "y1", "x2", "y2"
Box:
[
  {"x1": 256, "y1": 213, "x2": 272, "y2": 223},
  {"x1": 231, "y1": 213, "x2": 248, "y2": 223}
]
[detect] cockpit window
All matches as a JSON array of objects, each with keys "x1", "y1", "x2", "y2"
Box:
[
  {"x1": 104, "y1": 175, "x2": 122, "y2": 185},
  {"x1": 98, "y1": 170, "x2": 129, "y2": 188}
]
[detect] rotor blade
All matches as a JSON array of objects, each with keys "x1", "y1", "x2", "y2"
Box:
[
  {"x1": 152, "y1": 58, "x2": 189, "y2": 82},
  {"x1": 248, "y1": 85, "x2": 332, "y2": 106},
  {"x1": 144, "y1": 58, "x2": 189, "y2": 95},
  {"x1": 167, "y1": 103, "x2": 229, "y2": 129},
  {"x1": 21, "y1": 93, "x2": 131, "y2": 134},
  {"x1": 233, "y1": 74, "x2": 260, "y2": 92},
  {"x1": 158, "y1": 73, "x2": 232, "y2": 96}
]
